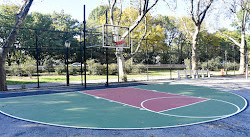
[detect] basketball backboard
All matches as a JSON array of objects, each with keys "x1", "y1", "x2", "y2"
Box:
[{"x1": 102, "y1": 24, "x2": 130, "y2": 49}]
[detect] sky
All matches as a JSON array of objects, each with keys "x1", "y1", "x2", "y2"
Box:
[{"x1": 1, "y1": 0, "x2": 234, "y2": 32}]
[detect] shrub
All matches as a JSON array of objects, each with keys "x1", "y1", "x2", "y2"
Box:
[
  {"x1": 8, "y1": 56, "x2": 36, "y2": 77},
  {"x1": 43, "y1": 57, "x2": 55, "y2": 73},
  {"x1": 86, "y1": 59, "x2": 105, "y2": 75},
  {"x1": 124, "y1": 60, "x2": 146, "y2": 74},
  {"x1": 200, "y1": 57, "x2": 222, "y2": 71},
  {"x1": 184, "y1": 58, "x2": 191, "y2": 70},
  {"x1": 8, "y1": 64, "x2": 25, "y2": 76},
  {"x1": 131, "y1": 64, "x2": 146, "y2": 74},
  {"x1": 225, "y1": 61, "x2": 239, "y2": 71},
  {"x1": 55, "y1": 65, "x2": 65, "y2": 75},
  {"x1": 125, "y1": 60, "x2": 133, "y2": 74},
  {"x1": 22, "y1": 56, "x2": 36, "y2": 78},
  {"x1": 69, "y1": 66, "x2": 80, "y2": 75},
  {"x1": 108, "y1": 63, "x2": 117, "y2": 75}
]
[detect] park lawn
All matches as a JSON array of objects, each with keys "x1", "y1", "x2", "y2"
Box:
[
  {"x1": 7, "y1": 70, "x2": 235, "y2": 85},
  {"x1": 7, "y1": 75, "x2": 116, "y2": 85},
  {"x1": 6, "y1": 70, "x2": 175, "y2": 85}
]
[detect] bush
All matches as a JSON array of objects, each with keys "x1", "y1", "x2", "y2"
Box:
[
  {"x1": 225, "y1": 61, "x2": 239, "y2": 71},
  {"x1": 200, "y1": 57, "x2": 222, "y2": 71},
  {"x1": 125, "y1": 60, "x2": 133, "y2": 74},
  {"x1": 184, "y1": 58, "x2": 191, "y2": 70},
  {"x1": 131, "y1": 64, "x2": 146, "y2": 74},
  {"x1": 55, "y1": 65, "x2": 65, "y2": 75},
  {"x1": 8, "y1": 56, "x2": 36, "y2": 77},
  {"x1": 69, "y1": 66, "x2": 80, "y2": 75},
  {"x1": 43, "y1": 57, "x2": 55, "y2": 73},
  {"x1": 23, "y1": 56, "x2": 36, "y2": 78},
  {"x1": 124, "y1": 59, "x2": 146, "y2": 74},
  {"x1": 86, "y1": 59, "x2": 105, "y2": 75},
  {"x1": 108, "y1": 63, "x2": 117, "y2": 75},
  {"x1": 8, "y1": 64, "x2": 25, "y2": 76}
]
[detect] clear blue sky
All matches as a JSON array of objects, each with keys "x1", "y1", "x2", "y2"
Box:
[
  {"x1": 1, "y1": 0, "x2": 234, "y2": 31},
  {"x1": 1, "y1": 0, "x2": 188, "y2": 21}
]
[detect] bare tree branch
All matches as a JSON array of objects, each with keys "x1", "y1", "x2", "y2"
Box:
[
  {"x1": 218, "y1": 30, "x2": 241, "y2": 47},
  {"x1": 109, "y1": 0, "x2": 116, "y2": 25},
  {"x1": 117, "y1": 0, "x2": 123, "y2": 25},
  {"x1": 222, "y1": 0, "x2": 242, "y2": 27},
  {"x1": 190, "y1": 0, "x2": 197, "y2": 25},
  {"x1": 1, "y1": 0, "x2": 33, "y2": 59},
  {"x1": 121, "y1": 0, "x2": 159, "y2": 38},
  {"x1": 199, "y1": 0, "x2": 213, "y2": 24},
  {"x1": 181, "y1": 17, "x2": 194, "y2": 36},
  {"x1": 125, "y1": 16, "x2": 148, "y2": 60}
]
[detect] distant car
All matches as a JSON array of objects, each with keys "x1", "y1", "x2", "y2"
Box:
[{"x1": 72, "y1": 62, "x2": 81, "y2": 67}]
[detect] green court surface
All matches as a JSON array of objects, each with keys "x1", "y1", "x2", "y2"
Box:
[{"x1": 0, "y1": 83, "x2": 247, "y2": 129}]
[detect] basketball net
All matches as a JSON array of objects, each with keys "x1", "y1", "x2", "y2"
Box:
[
  {"x1": 115, "y1": 41, "x2": 126, "y2": 53},
  {"x1": 115, "y1": 41, "x2": 126, "y2": 48}
]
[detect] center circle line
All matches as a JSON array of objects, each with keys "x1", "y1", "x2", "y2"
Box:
[{"x1": 140, "y1": 97, "x2": 240, "y2": 119}]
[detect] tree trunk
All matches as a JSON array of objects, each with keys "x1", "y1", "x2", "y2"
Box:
[
  {"x1": 239, "y1": 30, "x2": 246, "y2": 74},
  {"x1": 0, "y1": 0, "x2": 33, "y2": 91},
  {"x1": 0, "y1": 58, "x2": 7, "y2": 91},
  {"x1": 192, "y1": 26, "x2": 200, "y2": 70},
  {"x1": 117, "y1": 48, "x2": 127, "y2": 82}
]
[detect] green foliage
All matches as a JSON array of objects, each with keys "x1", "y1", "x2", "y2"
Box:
[
  {"x1": 184, "y1": 58, "x2": 191, "y2": 70},
  {"x1": 43, "y1": 57, "x2": 55, "y2": 73},
  {"x1": 22, "y1": 56, "x2": 36, "y2": 78},
  {"x1": 8, "y1": 55, "x2": 36, "y2": 77},
  {"x1": 125, "y1": 60, "x2": 146, "y2": 74},
  {"x1": 132, "y1": 64, "x2": 146, "y2": 74},
  {"x1": 226, "y1": 61, "x2": 239, "y2": 71},
  {"x1": 86, "y1": 59, "x2": 105, "y2": 75},
  {"x1": 8, "y1": 64, "x2": 25, "y2": 76},
  {"x1": 108, "y1": 63, "x2": 117, "y2": 75},
  {"x1": 68, "y1": 66, "x2": 80, "y2": 75},
  {"x1": 55, "y1": 65, "x2": 65, "y2": 75},
  {"x1": 201, "y1": 57, "x2": 222, "y2": 71}
]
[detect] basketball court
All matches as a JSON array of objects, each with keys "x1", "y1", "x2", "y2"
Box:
[{"x1": 0, "y1": 83, "x2": 247, "y2": 129}]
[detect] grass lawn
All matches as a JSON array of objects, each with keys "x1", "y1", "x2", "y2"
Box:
[
  {"x1": 7, "y1": 70, "x2": 240, "y2": 85},
  {"x1": 7, "y1": 70, "x2": 177, "y2": 85}
]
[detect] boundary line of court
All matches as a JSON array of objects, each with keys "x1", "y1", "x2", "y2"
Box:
[
  {"x1": 81, "y1": 88, "x2": 240, "y2": 119},
  {"x1": 140, "y1": 97, "x2": 241, "y2": 118},
  {"x1": 0, "y1": 86, "x2": 248, "y2": 130}
]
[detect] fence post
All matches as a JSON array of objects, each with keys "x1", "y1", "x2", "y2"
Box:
[{"x1": 35, "y1": 30, "x2": 40, "y2": 88}]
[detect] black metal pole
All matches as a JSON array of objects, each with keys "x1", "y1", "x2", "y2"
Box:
[
  {"x1": 146, "y1": 40, "x2": 149, "y2": 81},
  {"x1": 233, "y1": 44, "x2": 235, "y2": 75},
  {"x1": 83, "y1": 5, "x2": 87, "y2": 88},
  {"x1": 35, "y1": 30, "x2": 39, "y2": 88},
  {"x1": 206, "y1": 43, "x2": 208, "y2": 70},
  {"x1": 170, "y1": 44, "x2": 172, "y2": 79},
  {"x1": 189, "y1": 43, "x2": 192, "y2": 70},
  {"x1": 80, "y1": 33, "x2": 83, "y2": 86},
  {"x1": 105, "y1": 9, "x2": 109, "y2": 87},
  {"x1": 66, "y1": 46, "x2": 69, "y2": 86},
  {"x1": 245, "y1": 40, "x2": 248, "y2": 79}
]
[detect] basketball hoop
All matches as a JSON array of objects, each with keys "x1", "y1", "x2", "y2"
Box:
[
  {"x1": 115, "y1": 41, "x2": 126, "y2": 48},
  {"x1": 102, "y1": 24, "x2": 130, "y2": 49}
]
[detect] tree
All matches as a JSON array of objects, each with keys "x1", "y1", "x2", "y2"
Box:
[
  {"x1": 219, "y1": 0, "x2": 249, "y2": 74},
  {"x1": 182, "y1": 0, "x2": 214, "y2": 70},
  {"x1": 0, "y1": 0, "x2": 33, "y2": 91},
  {"x1": 107, "y1": 0, "x2": 159, "y2": 81}
]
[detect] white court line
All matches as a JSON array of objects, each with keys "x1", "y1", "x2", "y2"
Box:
[
  {"x1": 130, "y1": 87, "x2": 211, "y2": 100},
  {"x1": 0, "y1": 86, "x2": 247, "y2": 130},
  {"x1": 140, "y1": 97, "x2": 241, "y2": 119},
  {"x1": 80, "y1": 89, "x2": 240, "y2": 119}
]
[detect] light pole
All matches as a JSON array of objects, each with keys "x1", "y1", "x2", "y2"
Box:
[
  {"x1": 65, "y1": 40, "x2": 70, "y2": 86},
  {"x1": 0, "y1": 47, "x2": 3, "y2": 55}
]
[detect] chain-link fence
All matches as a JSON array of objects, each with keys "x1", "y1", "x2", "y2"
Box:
[{"x1": 1, "y1": 26, "x2": 248, "y2": 90}]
